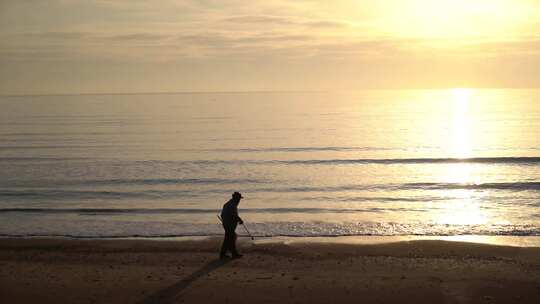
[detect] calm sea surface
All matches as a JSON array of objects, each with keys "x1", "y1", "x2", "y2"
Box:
[{"x1": 0, "y1": 90, "x2": 539, "y2": 238}]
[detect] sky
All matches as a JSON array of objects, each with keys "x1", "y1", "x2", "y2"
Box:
[{"x1": 1, "y1": 0, "x2": 540, "y2": 95}]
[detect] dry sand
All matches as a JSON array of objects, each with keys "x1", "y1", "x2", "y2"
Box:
[{"x1": 1, "y1": 237, "x2": 539, "y2": 304}]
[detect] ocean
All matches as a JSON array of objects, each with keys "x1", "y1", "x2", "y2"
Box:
[{"x1": 1, "y1": 89, "x2": 539, "y2": 238}]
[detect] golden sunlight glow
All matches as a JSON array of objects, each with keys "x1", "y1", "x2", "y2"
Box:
[
  {"x1": 446, "y1": 163, "x2": 471, "y2": 184},
  {"x1": 374, "y1": 0, "x2": 531, "y2": 39},
  {"x1": 433, "y1": 164, "x2": 489, "y2": 225}
]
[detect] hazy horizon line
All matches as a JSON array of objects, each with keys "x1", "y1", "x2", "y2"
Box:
[{"x1": 2, "y1": 86, "x2": 540, "y2": 98}]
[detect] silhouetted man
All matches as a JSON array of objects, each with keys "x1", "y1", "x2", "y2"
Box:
[{"x1": 220, "y1": 192, "x2": 244, "y2": 259}]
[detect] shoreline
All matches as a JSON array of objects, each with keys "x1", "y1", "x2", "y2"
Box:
[
  {"x1": 2, "y1": 234, "x2": 540, "y2": 247},
  {"x1": 2, "y1": 237, "x2": 540, "y2": 303}
]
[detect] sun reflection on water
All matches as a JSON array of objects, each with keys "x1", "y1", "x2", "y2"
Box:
[
  {"x1": 434, "y1": 195, "x2": 489, "y2": 226},
  {"x1": 432, "y1": 89, "x2": 491, "y2": 226},
  {"x1": 450, "y1": 88, "x2": 472, "y2": 158}
]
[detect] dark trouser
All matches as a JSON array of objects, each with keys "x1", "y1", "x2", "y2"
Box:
[{"x1": 220, "y1": 224, "x2": 238, "y2": 256}]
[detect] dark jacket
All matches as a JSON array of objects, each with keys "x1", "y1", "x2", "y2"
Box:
[{"x1": 221, "y1": 199, "x2": 242, "y2": 228}]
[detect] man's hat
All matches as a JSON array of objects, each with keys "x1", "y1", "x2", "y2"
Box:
[{"x1": 232, "y1": 191, "x2": 243, "y2": 199}]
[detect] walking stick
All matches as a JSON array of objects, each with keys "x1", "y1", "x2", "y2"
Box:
[
  {"x1": 241, "y1": 223, "x2": 255, "y2": 241},
  {"x1": 217, "y1": 215, "x2": 254, "y2": 240}
]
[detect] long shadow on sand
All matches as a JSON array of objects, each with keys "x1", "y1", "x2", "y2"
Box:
[{"x1": 139, "y1": 258, "x2": 231, "y2": 304}]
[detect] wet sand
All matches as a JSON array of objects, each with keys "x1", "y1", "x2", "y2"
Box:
[{"x1": 1, "y1": 237, "x2": 540, "y2": 304}]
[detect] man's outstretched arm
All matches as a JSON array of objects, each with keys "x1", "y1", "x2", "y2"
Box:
[{"x1": 233, "y1": 208, "x2": 243, "y2": 224}]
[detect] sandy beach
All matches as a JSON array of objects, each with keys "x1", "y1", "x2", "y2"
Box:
[{"x1": 1, "y1": 237, "x2": 539, "y2": 304}]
